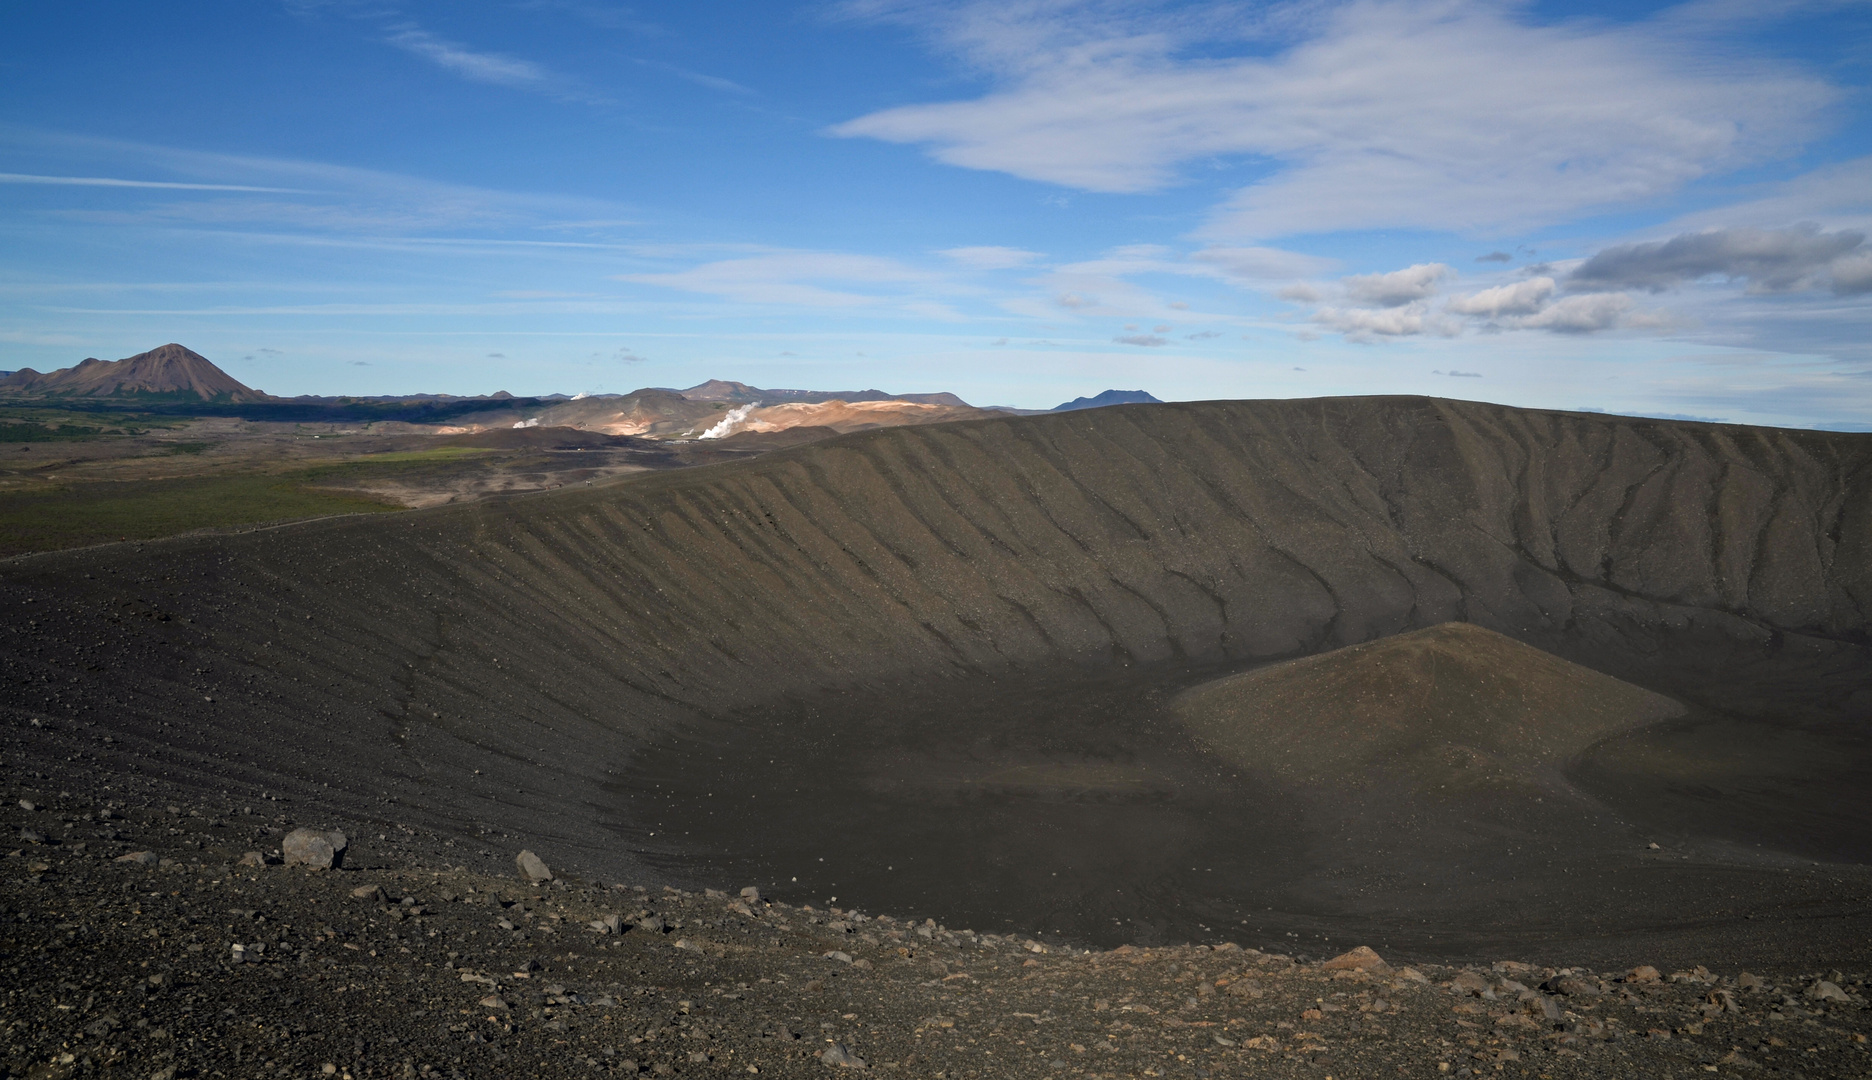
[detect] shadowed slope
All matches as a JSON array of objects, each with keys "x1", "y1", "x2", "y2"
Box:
[
  {"x1": 1174, "y1": 622, "x2": 1686, "y2": 790},
  {"x1": 2, "y1": 396, "x2": 1871, "y2": 961}
]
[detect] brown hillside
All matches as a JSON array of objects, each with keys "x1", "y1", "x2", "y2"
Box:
[
  {"x1": 1174, "y1": 622, "x2": 1685, "y2": 790},
  {"x1": 0, "y1": 343, "x2": 265, "y2": 400}
]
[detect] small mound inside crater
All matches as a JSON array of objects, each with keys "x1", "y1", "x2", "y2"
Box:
[{"x1": 1173, "y1": 622, "x2": 1685, "y2": 790}]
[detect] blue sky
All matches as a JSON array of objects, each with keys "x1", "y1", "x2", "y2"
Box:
[{"x1": 2, "y1": 0, "x2": 1870, "y2": 424}]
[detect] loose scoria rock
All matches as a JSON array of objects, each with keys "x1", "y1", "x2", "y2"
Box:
[
  {"x1": 1322, "y1": 945, "x2": 1389, "y2": 973},
  {"x1": 821, "y1": 1042, "x2": 868, "y2": 1068},
  {"x1": 282, "y1": 827, "x2": 347, "y2": 869},
  {"x1": 515, "y1": 849, "x2": 552, "y2": 882}
]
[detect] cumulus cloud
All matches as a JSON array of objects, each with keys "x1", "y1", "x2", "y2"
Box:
[
  {"x1": 1444, "y1": 277, "x2": 1555, "y2": 318},
  {"x1": 1310, "y1": 304, "x2": 1458, "y2": 341},
  {"x1": 940, "y1": 245, "x2": 1044, "y2": 269},
  {"x1": 1341, "y1": 263, "x2": 1450, "y2": 307},
  {"x1": 1510, "y1": 292, "x2": 1635, "y2": 334},
  {"x1": 1568, "y1": 224, "x2": 1868, "y2": 295},
  {"x1": 833, "y1": 0, "x2": 1832, "y2": 237},
  {"x1": 1294, "y1": 265, "x2": 1652, "y2": 339}
]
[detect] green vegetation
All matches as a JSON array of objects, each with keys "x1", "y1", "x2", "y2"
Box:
[
  {"x1": 0, "y1": 474, "x2": 401, "y2": 558},
  {"x1": 292, "y1": 446, "x2": 497, "y2": 485},
  {"x1": 0, "y1": 404, "x2": 186, "y2": 438},
  {"x1": 0, "y1": 422, "x2": 104, "y2": 442}
]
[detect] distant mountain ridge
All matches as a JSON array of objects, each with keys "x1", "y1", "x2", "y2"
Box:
[
  {"x1": 673, "y1": 379, "x2": 969, "y2": 408},
  {"x1": 1053, "y1": 389, "x2": 1162, "y2": 412},
  {"x1": 0, "y1": 343, "x2": 268, "y2": 402}
]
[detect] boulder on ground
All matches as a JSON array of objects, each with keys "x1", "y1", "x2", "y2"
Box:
[
  {"x1": 1322, "y1": 946, "x2": 1390, "y2": 974},
  {"x1": 1808, "y1": 980, "x2": 1849, "y2": 1003},
  {"x1": 820, "y1": 1043, "x2": 868, "y2": 1068},
  {"x1": 516, "y1": 849, "x2": 553, "y2": 882},
  {"x1": 114, "y1": 851, "x2": 157, "y2": 866},
  {"x1": 351, "y1": 884, "x2": 387, "y2": 902},
  {"x1": 282, "y1": 828, "x2": 347, "y2": 869}
]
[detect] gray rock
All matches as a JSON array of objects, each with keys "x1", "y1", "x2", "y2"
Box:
[
  {"x1": 1449, "y1": 971, "x2": 1490, "y2": 995},
  {"x1": 515, "y1": 849, "x2": 552, "y2": 882},
  {"x1": 20, "y1": 828, "x2": 44, "y2": 844},
  {"x1": 1737, "y1": 972, "x2": 1766, "y2": 991},
  {"x1": 236, "y1": 851, "x2": 267, "y2": 868},
  {"x1": 1807, "y1": 980, "x2": 1849, "y2": 1003},
  {"x1": 1542, "y1": 975, "x2": 1603, "y2": 997},
  {"x1": 740, "y1": 885, "x2": 762, "y2": 902},
  {"x1": 636, "y1": 914, "x2": 667, "y2": 934},
  {"x1": 18, "y1": 799, "x2": 36, "y2": 812},
  {"x1": 824, "y1": 950, "x2": 854, "y2": 964},
  {"x1": 351, "y1": 884, "x2": 388, "y2": 902},
  {"x1": 820, "y1": 1043, "x2": 868, "y2": 1068},
  {"x1": 114, "y1": 851, "x2": 158, "y2": 866},
  {"x1": 282, "y1": 828, "x2": 347, "y2": 869}
]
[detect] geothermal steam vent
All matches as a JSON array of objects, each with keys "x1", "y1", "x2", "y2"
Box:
[{"x1": 1173, "y1": 622, "x2": 1687, "y2": 790}]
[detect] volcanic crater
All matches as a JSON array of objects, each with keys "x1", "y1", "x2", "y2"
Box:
[{"x1": 6, "y1": 395, "x2": 1872, "y2": 968}]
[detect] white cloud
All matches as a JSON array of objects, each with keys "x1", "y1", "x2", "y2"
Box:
[
  {"x1": 1190, "y1": 245, "x2": 1338, "y2": 280},
  {"x1": 1509, "y1": 292, "x2": 1635, "y2": 334},
  {"x1": 615, "y1": 250, "x2": 946, "y2": 308},
  {"x1": 1662, "y1": 156, "x2": 1872, "y2": 235},
  {"x1": 1311, "y1": 303, "x2": 1459, "y2": 340},
  {"x1": 1114, "y1": 333, "x2": 1168, "y2": 346},
  {"x1": 386, "y1": 26, "x2": 550, "y2": 87},
  {"x1": 833, "y1": 0, "x2": 1833, "y2": 238},
  {"x1": 939, "y1": 245, "x2": 1044, "y2": 269},
  {"x1": 1341, "y1": 263, "x2": 1450, "y2": 307},
  {"x1": 1445, "y1": 277, "x2": 1555, "y2": 318},
  {"x1": 0, "y1": 172, "x2": 315, "y2": 193},
  {"x1": 0, "y1": 127, "x2": 628, "y2": 236}
]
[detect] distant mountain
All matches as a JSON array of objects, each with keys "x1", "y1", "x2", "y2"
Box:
[
  {"x1": 676, "y1": 379, "x2": 970, "y2": 408},
  {"x1": 1052, "y1": 389, "x2": 1162, "y2": 412},
  {"x1": 0, "y1": 344, "x2": 268, "y2": 402}
]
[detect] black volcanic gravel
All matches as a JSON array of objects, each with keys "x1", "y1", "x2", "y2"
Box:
[{"x1": 5, "y1": 774, "x2": 1872, "y2": 1079}]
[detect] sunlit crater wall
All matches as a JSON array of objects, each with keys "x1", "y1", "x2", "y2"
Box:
[{"x1": 1, "y1": 396, "x2": 1868, "y2": 870}]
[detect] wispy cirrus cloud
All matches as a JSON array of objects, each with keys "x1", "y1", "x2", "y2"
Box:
[
  {"x1": 833, "y1": 0, "x2": 1835, "y2": 238},
  {"x1": 615, "y1": 250, "x2": 959, "y2": 311},
  {"x1": 0, "y1": 126, "x2": 633, "y2": 238},
  {"x1": 0, "y1": 172, "x2": 317, "y2": 193},
  {"x1": 385, "y1": 25, "x2": 553, "y2": 88},
  {"x1": 939, "y1": 245, "x2": 1044, "y2": 269}
]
